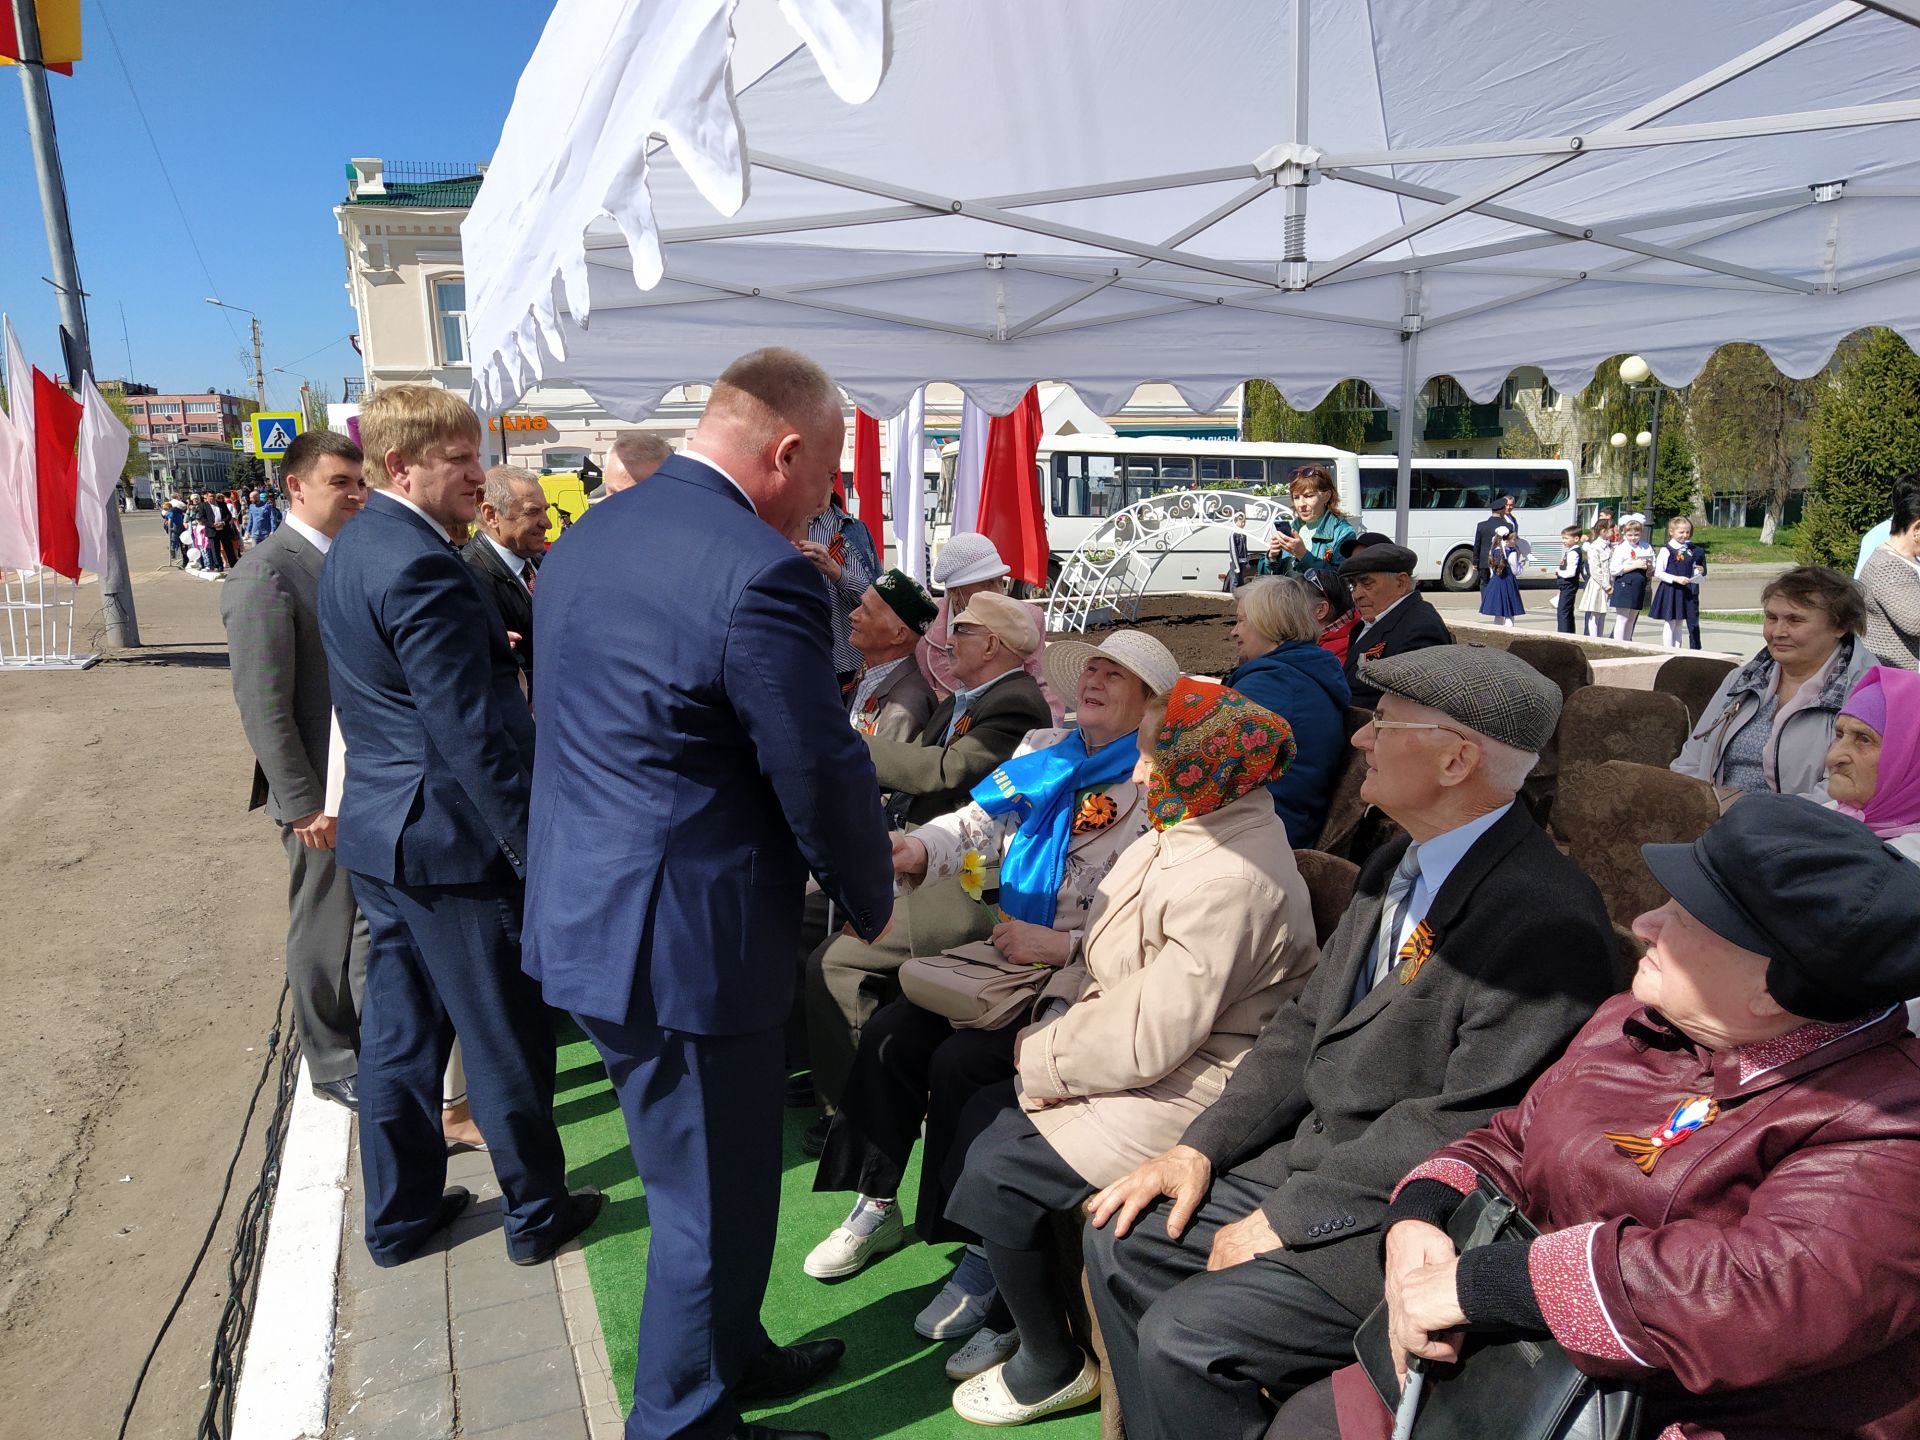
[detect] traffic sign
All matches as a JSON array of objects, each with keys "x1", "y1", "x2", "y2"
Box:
[{"x1": 249, "y1": 411, "x2": 304, "y2": 459}]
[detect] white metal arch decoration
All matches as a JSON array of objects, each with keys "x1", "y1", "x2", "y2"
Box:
[{"x1": 1043, "y1": 489, "x2": 1294, "y2": 634}]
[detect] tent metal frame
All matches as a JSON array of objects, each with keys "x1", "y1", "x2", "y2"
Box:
[{"x1": 479, "y1": 0, "x2": 1920, "y2": 540}]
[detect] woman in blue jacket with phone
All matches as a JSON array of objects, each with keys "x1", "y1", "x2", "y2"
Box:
[{"x1": 1258, "y1": 464, "x2": 1358, "y2": 578}]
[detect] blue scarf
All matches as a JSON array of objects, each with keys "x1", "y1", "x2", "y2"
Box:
[{"x1": 971, "y1": 728, "x2": 1140, "y2": 927}]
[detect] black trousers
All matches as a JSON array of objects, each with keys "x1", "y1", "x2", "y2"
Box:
[
  {"x1": 944, "y1": 1095, "x2": 1094, "y2": 1248},
  {"x1": 1556, "y1": 581, "x2": 1579, "y2": 633},
  {"x1": 812, "y1": 995, "x2": 1017, "y2": 1244},
  {"x1": 1083, "y1": 1174, "x2": 1366, "y2": 1440},
  {"x1": 347, "y1": 869, "x2": 571, "y2": 1264}
]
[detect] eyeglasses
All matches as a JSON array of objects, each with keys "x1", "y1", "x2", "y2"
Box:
[{"x1": 1364, "y1": 718, "x2": 1469, "y2": 740}]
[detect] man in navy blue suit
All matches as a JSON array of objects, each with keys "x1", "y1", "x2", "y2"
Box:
[
  {"x1": 526, "y1": 350, "x2": 894, "y2": 1440},
  {"x1": 318, "y1": 384, "x2": 599, "y2": 1269}
]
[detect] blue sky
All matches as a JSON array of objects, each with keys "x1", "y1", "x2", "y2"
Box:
[{"x1": 1, "y1": 0, "x2": 553, "y2": 408}]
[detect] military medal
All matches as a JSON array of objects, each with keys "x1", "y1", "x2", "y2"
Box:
[
  {"x1": 1397, "y1": 920, "x2": 1436, "y2": 985},
  {"x1": 952, "y1": 714, "x2": 974, "y2": 738},
  {"x1": 1365, "y1": 640, "x2": 1388, "y2": 659},
  {"x1": 1605, "y1": 1094, "x2": 1720, "y2": 1175}
]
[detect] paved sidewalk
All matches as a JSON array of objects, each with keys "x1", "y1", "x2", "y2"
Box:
[{"x1": 326, "y1": 1139, "x2": 625, "y2": 1439}]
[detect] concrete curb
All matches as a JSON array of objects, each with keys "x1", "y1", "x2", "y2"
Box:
[{"x1": 232, "y1": 1058, "x2": 354, "y2": 1440}]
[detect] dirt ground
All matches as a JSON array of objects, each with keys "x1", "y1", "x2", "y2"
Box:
[
  {"x1": 1063, "y1": 593, "x2": 1242, "y2": 675},
  {"x1": 0, "y1": 514, "x2": 288, "y2": 1439}
]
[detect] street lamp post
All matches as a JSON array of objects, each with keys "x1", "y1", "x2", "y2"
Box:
[
  {"x1": 206, "y1": 298, "x2": 266, "y2": 407},
  {"x1": 1616, "y1": 354, "x2": 1665, "y2": 516}
]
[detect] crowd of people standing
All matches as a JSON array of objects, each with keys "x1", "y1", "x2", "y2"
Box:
[
  {"x1": 163, "y1": 485, "x2": 282, "y2": 572},
  {"x1": 209, "y1": 350, "x2": 1920, "y2": 1440}
]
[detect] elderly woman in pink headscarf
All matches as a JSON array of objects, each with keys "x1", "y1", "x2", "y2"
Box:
[
  {"x1": 1825, "y1": 666, "x2": 1920, "y2": 1031},
  {"x1": 1825, "y1": 666, "x2": 1920, "y2": 864}
]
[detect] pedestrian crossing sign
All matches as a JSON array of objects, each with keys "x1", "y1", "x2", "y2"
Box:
[{"x1": 249, "y1": 411, "x2": 304, "y2": 459}]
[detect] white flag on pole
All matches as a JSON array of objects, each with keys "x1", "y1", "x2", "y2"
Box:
[
  {"x1": 76, "y1": 374, "x2": 131, "y2": 576},
  {"x1": 951, "y1": 396, "x2": 989, "y2": 535},
  {"x1": 889, "y1": 386, "x2": 927, "y2": 582},
  {"x1": 0, "y1": 316, "x2": 39, "y2": 570}
]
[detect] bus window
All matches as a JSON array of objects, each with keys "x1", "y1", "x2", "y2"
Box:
[
  {"x1": 1159, "y1": 456, "x2": 1193, "y2": 486},
  {"x1": 1361, "y1": 475, "x2": 1396, "y2": 511},
  {"x1": 1232, "y1": 458, "x2": 1268, "y2": 484},
  {"x1": 1504, "y1": 469, "x2": 1572, "y2": 508},
  {"x1": 1123, "y1": 456, "x2": 1159, "y2": 508},
  {"x1": 1198, "y1": 455, "x2": 1232, "y2": 483},
  {"x1": 1051, "y1": 453, "x2": 1125, "y2": 517},
  {"x1": 1422, "y1": 473, "x2": 1491, "y2": 510}
]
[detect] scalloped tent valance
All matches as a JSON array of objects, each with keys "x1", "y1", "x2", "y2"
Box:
[{"x1": 464, "y1": 0, "x2": 1920, "y2": 435}]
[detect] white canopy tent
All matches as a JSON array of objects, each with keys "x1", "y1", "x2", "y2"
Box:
[{"x1": 463, "y1": 0, "x2": 1920, "y2": 534}]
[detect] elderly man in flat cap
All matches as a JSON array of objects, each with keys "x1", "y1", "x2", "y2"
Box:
[
  {"x1": 869, "y1": 591, "x2": 1053, "y2": 827},
  {"x1": 1337, "y1": 543, "x2": 1455, "y2": 708},
  {"x1": 1082, "y1": 645, "x2": 1616, "y2": 1440},
  {"x1": 848, "y1": 570, "x2": 941, "y2": 742},
  {"x1": 917, "y1": 533, "x2": 1065, "y2": 723}
]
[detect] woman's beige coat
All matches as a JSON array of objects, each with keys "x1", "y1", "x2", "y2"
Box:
[{"x1": 1016, "y1": 794, "x2": 1320, "y2": 1188}]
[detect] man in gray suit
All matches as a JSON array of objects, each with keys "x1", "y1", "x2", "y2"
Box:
[
  {"x1": 1082, "y1": 646, "x2": 1616, "y2": 1440},
  {"x1": 221, "y1": 430, "x2": 372, "y2": 1110}
]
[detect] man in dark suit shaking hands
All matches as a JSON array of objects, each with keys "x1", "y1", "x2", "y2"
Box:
[
  {"x1": 318, "y1": 385, "x2": 597, "y2": 1270},
  {"x1": 526, "y1": 349, "x2": 894, "y2": 1440}
]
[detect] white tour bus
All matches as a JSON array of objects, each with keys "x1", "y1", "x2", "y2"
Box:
[
  {"x1": 933, "y1": 435, "x2": 1364, "y2": 593},
  {"x1": 1355, "y1": 456, "x2": 1578, "y2": 590}
]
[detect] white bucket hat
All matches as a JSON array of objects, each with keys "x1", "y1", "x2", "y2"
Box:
[
  {"x1": 1043, "y1": 629, "x2": 1180, "y2": 702},
  {"x1": 934, "y1": 533, "x2": 1011, "y2": 588}
]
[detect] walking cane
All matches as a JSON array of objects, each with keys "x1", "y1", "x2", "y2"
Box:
[{"x1": 1389, "y1": 1358, "x2": 1427, "y2": 1440}]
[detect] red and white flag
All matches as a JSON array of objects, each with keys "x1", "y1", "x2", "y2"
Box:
[
  {"x1": 0, "y1": 316, "x2": 39, "y2": 570},
  {"x1": 76, "y1": 373, "x2": 130, "y2": 576}
]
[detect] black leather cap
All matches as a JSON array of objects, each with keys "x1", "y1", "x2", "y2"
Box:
[{"x1": 1642, "y1": 793, "x2": 1920, "y2": 1023}]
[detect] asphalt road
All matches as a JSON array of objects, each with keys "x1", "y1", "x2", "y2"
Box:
[{"x1": 1425, "y1": 565, "x2": 1788, "y2": 661}]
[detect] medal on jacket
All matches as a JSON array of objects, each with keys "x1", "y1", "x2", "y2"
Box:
[
  {"x1": 828, "y1": 533, "x2": 848, "y2": 566},
  {"x1": 1364, "y1": 640, "x2": 1388, "y2": 660},
  {"x1": 951, "y1": 714, "x2": 974, "y2": 738},
  {"x1": 1071, "y1": 792, "x2": 1119, "y2": 835},
  {"x1": 1397, "y1": 920, "x2": 1436, "y2": 985},
  {"x1": 1605, "y1": 1094, "x2": 1720, "y2": 1175}
]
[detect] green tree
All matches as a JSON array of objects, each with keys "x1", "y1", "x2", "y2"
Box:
[
  {"x1": 1242, "y1": 378, "x2": 1369, "y2": 452},
  {"x1": 228, "y1": 454, "x2": 267, "y2": 491},
  {"x1": 1799, "y1": 328, "x2": 1920, "y2": 568},
  {"x1": 1686, "y1": 342, "x2": 1819, "y2": 544}
]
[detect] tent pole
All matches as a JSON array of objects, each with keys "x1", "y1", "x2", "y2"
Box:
[
  {"x1": 1282, "y1": 0, "x2": 1312, "y2": 290},
  {"x1": 1394, "y1": 274, "x2": 1422, "y2": 547}
]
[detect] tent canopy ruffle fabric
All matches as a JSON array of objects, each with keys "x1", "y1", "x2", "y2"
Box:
[{"x1": 464, "y1": 0, "x2": 1920, "y2": 423}]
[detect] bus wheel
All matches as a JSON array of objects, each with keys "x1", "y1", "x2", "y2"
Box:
[{"x1": 1441, "y1": 548, "x2": 1479, "y2": 592}]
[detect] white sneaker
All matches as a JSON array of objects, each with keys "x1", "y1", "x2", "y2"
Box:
[
  {"x1": 802, "y1": 1203, "x2": 904, "y2": 1280},
  {"x1": 914, "y1": 1278, "x2": 998, "y2": 1340},
  {"x1": 946, "y1": 1326, "x2": 1020, "y2": 1381},
  {"x1": 952, "y1": 1354, "x2": 1101, "y2": 1426}
]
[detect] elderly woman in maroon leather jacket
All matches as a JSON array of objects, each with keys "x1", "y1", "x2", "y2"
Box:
[{"x1": 1272, "y1": 793, "x2": 1920, "y2": 1440}]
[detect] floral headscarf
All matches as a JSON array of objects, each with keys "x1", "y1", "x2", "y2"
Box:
[
  {"x1": 1146, "y1": 677, "x2": 1296, "y2": 831},
  {"x1": 1836, "y1": 667, "x2": 1920, "y2": 839}
]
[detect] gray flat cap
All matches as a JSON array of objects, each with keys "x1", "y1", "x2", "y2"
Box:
[
  {"x1": 1357, "y1": 644, "x2": 1561, "y2": 751},
  {"x1": 1339, "y1": 543, "x2": 1419, "y2": 577}
]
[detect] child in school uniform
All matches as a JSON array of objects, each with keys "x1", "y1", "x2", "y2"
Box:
[
  {"x1": 1478, "y1": 524, "x2": 1524, "y2": 627},
  {"x1": 1649, "y1": 515, "x2": 1707, "y2": 648},
  {"x1": 1555, "y1": 525, "x2": 1587, "y2": 633},
  {"x1": 1578, "y1": 522, "x2": 1614, "y2": 636},
  {"x1": 1608, "y1": 514, "x2": 1655, "y2": 641}
]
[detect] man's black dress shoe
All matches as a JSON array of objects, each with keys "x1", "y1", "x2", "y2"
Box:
[
  {"x1": 372, "y1": 1186, "x2": 472, "y2": 1268},
  {"x1": 312, "y1": 1076, "x2": 359, "y2": 1111},
  {"x1": 733, "y1": 1338, "x2": 846, "y2": 1403},
  {"x1": 801, "y1": 1113, "x2": 833, "y2": 1158},
  {"x1": 730, "y1": 1427, "x2": 828, "y2": 1440},
  {"x1": 509, "y1": 1187, "x2": 605, "y2": 1267}
]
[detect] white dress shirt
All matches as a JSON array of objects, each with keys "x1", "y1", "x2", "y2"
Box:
[
  {"x1": 283, "y1": 513, "x2": 332, "y2": 556},
  {"x1": 377, "y1": 487, "x2": 453, "y2": 543},
  {"x1": 1370, "y1": 803, "x2": 1513, "y2": 987},
  {"x1": 481, "y1": 530, "x2": 533, "y2": 591}
]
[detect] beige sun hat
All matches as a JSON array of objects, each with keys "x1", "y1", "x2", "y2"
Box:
[
  {"x1": 951, "y1": 590, "x2": 1042, "y2": 657},
  {"x1": 1043, "y1": 629, "x2": 1180, "y2": 701}
]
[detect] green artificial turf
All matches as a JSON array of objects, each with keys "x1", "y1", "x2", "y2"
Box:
[{"x1": 553, "y1": 1024, "x2": 1100, "y2": 1438}]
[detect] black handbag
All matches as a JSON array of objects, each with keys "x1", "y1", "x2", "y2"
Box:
[{"x1": 1352, "y1": 1178, "x2": 1644, "y2": 1440}]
